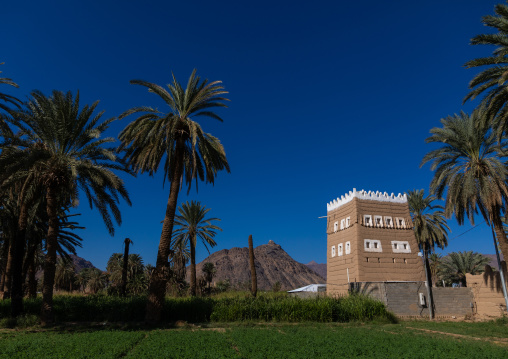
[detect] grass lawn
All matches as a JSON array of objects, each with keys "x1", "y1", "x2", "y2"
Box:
[{"x1": 0, "y1": 321, "x2": 507, "y2": 358}]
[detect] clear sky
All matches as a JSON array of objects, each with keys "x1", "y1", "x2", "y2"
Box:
[{"x1": 1, "y1": 0, "x2": 503, "y2": 269}]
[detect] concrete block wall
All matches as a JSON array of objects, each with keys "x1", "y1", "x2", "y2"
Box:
[{"x1": 351, "y1": 281, "x2": 474, "y2": 317}]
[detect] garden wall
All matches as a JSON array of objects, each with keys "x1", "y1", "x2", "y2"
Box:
[
  {"x1": 466, "y1": 263, "x2": 508, "y2": 318},
  {"x1": 351, "y1": 281, "x2": 474, "y2": 318}
]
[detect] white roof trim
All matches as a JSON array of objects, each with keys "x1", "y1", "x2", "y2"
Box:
[{"x1": 327, "y1": 188, "x2": 407, "y2": 212}]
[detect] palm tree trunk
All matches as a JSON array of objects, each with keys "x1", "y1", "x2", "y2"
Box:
[
  {"x1": 145, "y1": 139, "x2": 184, "y2": 323},
  {"x1": 11, "y1": 203, "x2": 28, "y2": 317},
  {"x1": 248, "y1": 234, "x2": 257, "y2": 298},
  {"x1": 491, "y1": 220, "x2": 508, "y2": 312},
  {"x1": 27, "y1": 259, "x2": 37, "y2": 299},
  {"x1": 190, "y1": 239, "x2": 196, "y2": 296},
  {"x1": 121, "y1": 238, "x2": 131, "y2": 297},
  {"x1": 493, "y1": 215, "x2": 508, "y2": 263},
  {"x1": 423, "y1": 247, "x2": 435, "y2": 320},
  {"x1": 1, "y1": 238, "x2": 14, "y2": 299},
  {"x1": 41, "y1": 186, "x2": 59, "y2": 325}
]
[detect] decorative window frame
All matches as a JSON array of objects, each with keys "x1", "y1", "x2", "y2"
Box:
[
  {"x1": 364, "y1": 215, "x2": 373, "y2": 227},
  {"x1": 364, "y1": 239, "x2": 382, "y2": 252},
  {"x1": 384, "y1": 216, "x2": 393, "y2": 228},
  {"x1": 334, "y1": 221, "x2": 339, "y2": 232},
  {"x1": 340, "y1": 219, "x2": 345, "y2": 230},
  {"x1": 331, "y1": 245, "x2": 336, "y2": 257},
  {"x1": 345, "y1": 241, "x2": 351, "y2": 255},
  {"x1": 345, "y1": 217, "x2": 351, "y2": 228},
  {"x1": 338, "y1": 243, "x2": 343, "y2": 256},
  {"x1": 391, "y1": 241, "x2": 411, "y2": 253},
  {"x1": 374, "y1": 215, "x2": 383, "y2": 228},
  {"x1": 395, "y1": 217, "x2": 406, "y2": 229}
]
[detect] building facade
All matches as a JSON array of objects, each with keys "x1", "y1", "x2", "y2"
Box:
[{"x1": 326, "y1": 188, "x2": 425, "y2": 296}]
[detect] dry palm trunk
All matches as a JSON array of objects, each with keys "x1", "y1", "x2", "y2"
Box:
[
  {"x1": 249, "y1": 234, "x2": 257, "y2": 297},
  {"x1": 190, "y1": 239, "x2": 196, "y2": 296},
  {"x1": 11, "y1": 203, "x2": 28, "y2": 317},
  {"x1": 41, "y1": 186, "x2": 59, "y2": 325},
  {"x1": 121, "y1": 238, "x2": 131, "y2": 297},
  {"x1": 2, "y1": 239, "x2": 14, "y2": 299},
  {"x1": 27, "y1": 259, "x2": 37, "y2": 299},
  {"x1": 145, "y1": 140, "x2": 184, "y2": 323}
]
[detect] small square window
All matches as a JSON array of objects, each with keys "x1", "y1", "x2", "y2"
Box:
[
  {"x1": 395, "y1": 217, "x2": 406, "y2": 229},
  {"x1": 384, "y1": 216, "x2": 393, "y2": 228},
  {"x1": 404, "y1": 258, "x2": 407, "y2": 264},
  {"x1": 374, "y1": 242, "x2": 378, "y2": 249},
  {"x1": 404, "y1": 244, "x2": 407, "y2": 250},
  {"x1": 394, "y1": 243, "x2": 398, "y2": 249},
  {"x1": 374, "y1": 215, "x2": 383, "y2": 227},
  {"x1": 377, "y1": 258, "x2": 380, "y2": 263},
  {"x1": 364, "y1": 215, "x2": 372, "y2": 227},
  {"x1": 366, "y1": 241, "x2": 370, "y2": 248}
]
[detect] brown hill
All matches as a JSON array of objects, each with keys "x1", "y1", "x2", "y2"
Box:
[
  {"x1": 187, "y1": 240, "x2": 325, "y2": 291},
  {"x1": 305, "y1": 261, "x2": 326, "y2": 280}
]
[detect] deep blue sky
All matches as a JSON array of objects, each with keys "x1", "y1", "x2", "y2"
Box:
[{"x1": 2, "y1": 0, "x2": 503, "y2": 269}]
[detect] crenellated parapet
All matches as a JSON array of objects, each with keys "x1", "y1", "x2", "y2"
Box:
[{"x1": 327, "y1": 188, "x2": 407, "y2": 212}]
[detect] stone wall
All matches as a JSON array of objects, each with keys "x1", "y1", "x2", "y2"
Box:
[
  {"x1": 466, "y1": 264, "x2": 508, "y2": 318},
  {"x1": 351, "y1": 281, "x2": 474, "y2": 318}
]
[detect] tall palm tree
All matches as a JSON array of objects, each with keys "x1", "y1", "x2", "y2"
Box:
[
  {"x1": 440, "y1": 251, "x2": 490, "y2": 287},
  {"x1": 55, "y1": 258, "x2": 76, "y2": 292},
  {"x1": 429, "y1": 253, "x2": 443, "y2": 287},
  {"x1": 421, "y1": 105, "x2": 508, "y2": 309},
  {"x1": 408, "y1": 189, "x2": 449, "y2": 319},
  {"x1": 87, "y1": 268, "x2": 108, "y2": 294},
  {"x1": 464, "y1": 3, "x2": 508, "y2": 135},
  {"x1": 0, "y1": 90, "x2": 131, "y2": 324},
  {"x1": 173, "y1": 201, "x2": 222, "y2": 296},
  {"x1": 118, "y1": 70, "x2": 230, "y2": 321}
]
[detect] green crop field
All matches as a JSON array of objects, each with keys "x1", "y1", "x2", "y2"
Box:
[{"x1": 1, "y1": 322, "x2": 507, "y2": 358}]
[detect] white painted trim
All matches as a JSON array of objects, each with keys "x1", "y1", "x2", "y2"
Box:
[
  {"x1": 374, "y1": 215, "x2": 383, "y2": 227},
  {"x1": 384, "y1": 216, "x2": 393, "y2": 228},
  {"x1": 334, "y1": 221, "x2": 338, "y2": 232},
  {"x1": 331, "y1": 245, "x2": 336, "y2": 257},
  {"x1": 327, "y1": 188, "x2": 408, "y2": 212},
  {"x1": 364, "y1": 239, "x2": 382, "y2": 252},
  {"x1": 338, "y1": 243, "x2": 343, "y2": 256},
  {"x1": 345, "y1": 241, "x2": 351, "y2": 255},
  {"x1": 364, "y1": 215, "x2": 373, "y2": 227},
  {"x1": 391, "y1": 241, "x2": 411, "y2": 253}
]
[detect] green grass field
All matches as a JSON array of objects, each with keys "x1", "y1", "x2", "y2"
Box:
[{"x1": 1, "y1": 321, "x2": 507, "y2": 358}]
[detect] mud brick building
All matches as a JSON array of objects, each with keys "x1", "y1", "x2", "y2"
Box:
[{"x1": 326, "y1": 188, "x2": 425, "y2": 296}]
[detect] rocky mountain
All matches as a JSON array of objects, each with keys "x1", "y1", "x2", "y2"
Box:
[
  {"x1": 305, "y1": 261, "x2": 326, "y2": 280},
  {"x1": 187, "y1": 240, "x2": 325, "y2": 291},
  {"x1": 68, "y1": 254, "x2": 97, "y2": 272}
]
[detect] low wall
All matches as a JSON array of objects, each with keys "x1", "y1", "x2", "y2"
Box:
[
  {"x1": 351, "y1": 281, "x2": 474, "y2": 318},
  {"x1": 466, "y1": 263, "x2": 507, "y2": 318}
]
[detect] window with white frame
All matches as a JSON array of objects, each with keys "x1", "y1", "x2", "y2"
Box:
[
  {"x1": 345, "y1": 217, "x2": 350, "y2": 228},
  {"x1": 364, "y1": 239, "x2": 382, "y2": 252},
  {"x1": 331, "y1": 245, "x2": 336, "y2": 257},
  {"x1": 395, "y1": 217, "x2": 406, "y2": 229},
  {"x1": 340, "y1": 219, "x2": 345, "y2": 230},
  {"x1": 334, "y1": 221, "x2": 338, "y2": 232},
  {"x1": 391, "y1": 241, "x2": 411, "y2": 253},
  {"x1": 384, "y1": 216, "x2": 393, "y2": 228},
  {"x1": 364, "y1": 215, "x2": 372, "y2": 227},
  {"x1": 374, "y1": 215, "x2": 383, "y2": 227},
  {"x1": 345, "y1": 241, "x2": 351, "y2": 255},
  {"x1": 338, "y1": 243, "x2": 343, "y2": 256}
]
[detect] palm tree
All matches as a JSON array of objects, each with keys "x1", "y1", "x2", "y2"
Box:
[
  {"x1": 429, "y1": 253, "x2": 443, "y2": 286},
  {"x1": 55, "y1": 258, "x2": 76, "y2": 292},
  {"x1": 464, "y1": 3, "x2": 508, "y2": 135},
  {"x1": 118, "y1": 70, "x2": 230, "y2": 321},
  {"x1": 0, "y1": 90, "x2": 131, "y2": 324},
  {"x1": 121, "y1": 238, "x2": 133, "y2": 297},
  {"x1": 407, "y1": 189, "x2": 449, "y2": 319},
  {"x1": 0, "y1": 62, "x2": 21, "y2": 130},
  {"x1": 87, "y1": 268, "x2": 108, "y2": 294},
  {"x1": 173, "y1": 201, "x2": 222, "y2": 296},
  {"x1": 421, "y1": 105, "x2": 508, "y2": 309},
  {"x1": 440, "y1": 251, "x2": 490, "y2": 287},
  {"x1": 202, "y1": 262, "x2": 216, "y2": 294}
]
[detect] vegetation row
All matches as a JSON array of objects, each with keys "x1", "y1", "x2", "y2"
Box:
[{"x1": 0, "y1": 294, "x2": 396, "y2": 325}]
